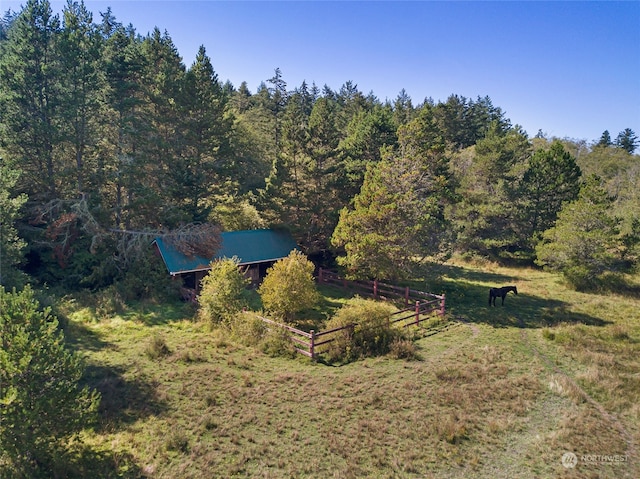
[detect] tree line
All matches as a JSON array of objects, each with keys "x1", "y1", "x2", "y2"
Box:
[{"x1": 1, "y1": 0, "x2": 639, "y2": 293}]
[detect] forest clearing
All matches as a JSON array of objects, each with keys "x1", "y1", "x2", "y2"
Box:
[
  {"x1": 54, "y1": 259, "x2": 640, "y2": 478},
  {"x1": 1, "y1": 2, "x2": 639, "y2": 477}
]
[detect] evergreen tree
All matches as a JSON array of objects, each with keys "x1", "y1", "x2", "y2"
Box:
[
  {"x1": 228, "y1": 82, "x2": 272, "y2": 193},
  {"x1": 304, "y1": 96, "x2": 342, "y2": 252},
  {"x1": 338, "y1": 104, "x2": 397, "y2": 200},
  {"x1": 433, "y1": 94, "x2": 471, "y2": 149},
  {"x1": 467, "y1": 95, "x2": 511, "y2": 141},
  {"x1": 267, "y1": 67, "x2": 288, "y2": 153},
  {"x1": 535, "y1": 175, "x2": 627, "y2": 290},
  {"x1": 392, "y1": 88, "x2": 415, "y2": 127},
  {"x1": 332, "y1": 106, "x2": 455, "y2": 280},
  {"x1": 261, "y1": 88, "x2": 311, "y2": 227},
  {"x1": 0, "y1": 0, "x2": 62, "y2": 200},
  {"x1": 59, "y1": 0, "x2": 104, "y2": 196},
  {"x1": 596, "y1": 129, "x2": 613, "y2": 147},
  {"x1": 334, "y1": 80, "x2": 369, "y2": 132},
  {"x1": 332, "y1": 159, "x2": 412, "y2": 280},
  {"x1": 179, "y1": 45, "x2": 232, "y2": 222},
  {"x1": 450, "y1": 125, "x2": 531, "y2": 258},
  {"x1": 100, "y1": 19, "x2": 147, "y2": 228},
  {"x1": 515, "y1": 140, "x2": 582, "y2": 251},
  {"x1": 615, "y1": 128, "x2": 639, "y2": 154},
  {"x1": 0, "y1": 9, "x2": 18, "y2": 41},
  {"x1": 0, "y1": 161, "x2": 27, "y2": 288},
  {"x1": 139, "y1": 28, "x2": 186, "y2": 225},
  {"x1": 0, "y1": 286, "x2": 100, "y2": 476}
]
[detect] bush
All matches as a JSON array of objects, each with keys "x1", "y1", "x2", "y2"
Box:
[
  {"x1": 260, "y1": 326, "x2": 297, "y2": 358},
  {"x1": 228, "y1": 311, "x2": 268, "y2": 347},
  {"x1": 258, "y1": 250, "x2": 319, "y2": 322},
  {"x1": 323, "y1": 297, "x2": 399, "y2": 363},
  {"x1": 116, "y1": 245, "x2": 182, "y2": 302},
  {"x1": 198, "y1": 257, "x2": 249, "y2": 324},
  {"x1": 94, "y1": 285, "x2": 127, "y2": 320},
  {"x1": 145, "y1": 333, "x2": 171, "y2": 359},
  {"x1": 389, "y1": 337, "x2": 422, "y2": 361}
]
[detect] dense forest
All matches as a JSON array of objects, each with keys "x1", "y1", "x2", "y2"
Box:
[{"x1": 1, "y1": 0, "x2": 639, "y2": 294}]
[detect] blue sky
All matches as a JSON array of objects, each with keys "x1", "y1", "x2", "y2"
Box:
[{"x1": 2, "y1": 0, "x2": 639, "y2": 142}]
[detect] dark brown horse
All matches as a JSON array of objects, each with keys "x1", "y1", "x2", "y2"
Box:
[{"x1": 489, "y1": 286, "x2": 518, "y2": 306}]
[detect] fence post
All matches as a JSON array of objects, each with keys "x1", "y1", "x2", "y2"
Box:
[
  {"x1": 309, "y1": 330, "x2": 315, "y2": 359},
  {"x1": 318, "y1": 268, "x2": 323, "y2": 284},
  {"x1": 374, "y1": 279, "x2": 378, "y2": 299},
  {"x1": 440, "y1": 294, "x2": 446, "y2": 316},
  {"x1": 405, "y1": 286, "x2": 410, "y2": 307},
  {"x1": 415, "y1": 301, "x2": 420, "y2": 326}
]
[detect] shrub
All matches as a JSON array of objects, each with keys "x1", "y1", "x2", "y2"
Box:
[
  {"x1": 323, "y1": 297, "x2": 399, "y2": 363},
  {"x1": 541, "y1": 328, "x2": 556, "y2": 341},
  {"x1": 258, "y1": 250, "x2": 319, "y2": 322},
  {"x1": 94, "y1": 285, "x2": 127, "y2": 319},
  {"x1": 165, "y1": 430, "x2": 190, "y2": 453},
  {"x1": 389, "y1": 337, "x2": 421, "y2": 360},
  {"x1": 260, "y1": 326, "x2": 297, "y2": 358},
  {"x1": 145, "y1": 333, "x2": 171, "y2": 359},
  {"x1": 117, "y1": 245, "x2": 182, "y2": 302},
  {"x1": 228, "y1": 311, "x2": 268, "y2": 347},
  {"x1": 435, "y1": 412, "x2": 469, "y2": 444},
  {"x1": 198, "y1": 257, "x2": 249, "y2": 324}
]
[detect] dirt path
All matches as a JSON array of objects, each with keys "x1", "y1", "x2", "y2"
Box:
[
  {"x1": 455, "y1": 315, "x2": 480, "y2": 337},
  {"x1": 517, "y1": 319, "x2": 638, "y2": 475}
]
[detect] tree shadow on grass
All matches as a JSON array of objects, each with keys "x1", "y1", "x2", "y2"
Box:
[
  {"x1": 437, "y1": 279, "x2": 610, "y2": 329},
  {"x1": 58, "y1": 445, "x2": 147, "y2": 479},
  {"x1": 63, "y1": 319, "x2": 114, "y2": 352},
  {"x1": 119, "y1": 300, "x2": 196, "y2": 326},
  {"x1": 422, "y1": 262, "x2": 523, "y2": 285},
  {"x1": 82, "y1": 364, "x2": 167, "y2": 429}
]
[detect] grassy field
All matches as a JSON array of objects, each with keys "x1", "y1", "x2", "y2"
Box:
[{"x1": 60, "y1": 260, "x2": 640, "y2": 478}]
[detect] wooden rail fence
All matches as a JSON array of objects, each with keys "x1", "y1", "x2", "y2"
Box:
[{"x1": 256, "y1": 269, "x2": 446, "y2": 359}]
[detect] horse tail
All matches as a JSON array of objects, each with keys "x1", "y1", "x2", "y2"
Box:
[{"x1": 488, "y1": 289, "x2": 492, "y2": 306}]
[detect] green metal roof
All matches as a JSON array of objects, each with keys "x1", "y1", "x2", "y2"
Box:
[{"x1": 154, "y1": 229, "x2": 299, "y2": 275}]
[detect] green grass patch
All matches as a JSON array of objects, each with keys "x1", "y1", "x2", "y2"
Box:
[{"x1": 59, "y1": 260, "x2": 640, "y2": 478}]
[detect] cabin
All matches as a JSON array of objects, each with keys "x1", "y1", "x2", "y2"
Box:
[{"x1": 153, "y1": 229, "x2": 299, "y2": 294}]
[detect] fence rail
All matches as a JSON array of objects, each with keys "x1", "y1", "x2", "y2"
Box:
[
  {"x1": 255, "y1": 270, "x2": 446, "y2": 360},
  {"x1": 317, "y1": 268, "x2": 444, "y2": 305}
]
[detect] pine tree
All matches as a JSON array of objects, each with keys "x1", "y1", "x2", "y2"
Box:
[
  {"x1": 0, "y1": 161, "x2": 27, "y2": 288},
  {"x1": 332, "y1": 105, "x2": 455, "y2": 279},
  {"x1": 596, "y1": 130, "x2": 613, "y2": 147},
  {"x1": 536, "y1": 175, "x2": 626, "y2": 290},
  {"x1": 59, "y1": 0, "x2": 104, "y2": 196},
  {"x1": 450, "y1": 125, "x2": 531, "y2": 258},
  {"x1": 0, "y1": 286, "x2": 100, "y2": 475},
  {"x1": 515, "y1": 140, "x2": 582, "y2": 250},
  {"x1": 615, "y1": 128, "x2": 639, "y2": 154},
  {"x1": 338, "y1": 105, "x2": 397, "y2": 201},
  {"x1": 0, "y1": 0, "x2": 62, "y2": 200},
  {"x1": 137, "y1": 28, "x2": 187, "y2": 225},
  {"x1": 267, "y1": 67, "x2": 288, "y2": 153},
  {"x1": 179, "y1": 45, "x2": 233, "y2": 222},
  {"x1": 100, "y1": 19, "x2": 147, "y2": 228}
]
